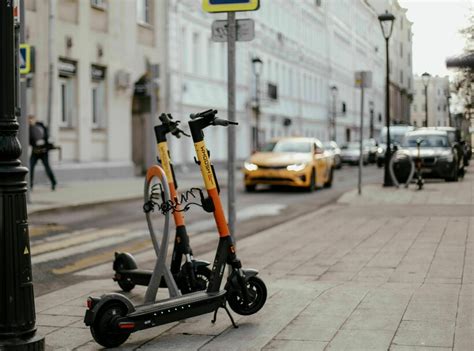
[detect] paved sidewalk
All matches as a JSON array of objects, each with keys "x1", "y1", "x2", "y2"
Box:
[{"x1": 34, "y1": 170, "x2": 473, "y2": 350}]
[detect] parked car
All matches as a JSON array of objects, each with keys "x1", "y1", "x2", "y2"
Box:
[
  {"x1": 376, "y1": 125, "x2": 415, "y2": 167},
  {"x1": 340, "y1": 142, "x2": 369, "y2": 165},
  {"x1": 364, "y1": 138, "x2": 378, "y2": 163},
  {"x1": 243, "y1": 137, "x2": 334, "y2": 192},
  {"x1": 426, "y1": 126, "x2": 467, "y2": 174},
  {"x1": 323, "y1": 141, "x2": 342, "y2": 169},
  {"x1": 399, "y1": 130, "x2": 460, "y2": 182}
]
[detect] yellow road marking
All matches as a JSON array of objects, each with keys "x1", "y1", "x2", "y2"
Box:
[
  {"x1": 52, "y1": 239, "x2": 153, "y2": 275},
  {"x1": 29, "y1": 224, "x2": 68, "y2": 238},
  {"x1": 31, "y1": 227, "x2": 129, "y2": 256}
]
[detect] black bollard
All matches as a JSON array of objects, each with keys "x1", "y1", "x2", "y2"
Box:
[{"x1": 0, "y1": 2, "x2": 44, "y2": 350}]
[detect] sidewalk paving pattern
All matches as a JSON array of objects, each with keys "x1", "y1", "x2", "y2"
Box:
[{"x1": 34, "y1": 171, "x2": 473, "y2": 350}]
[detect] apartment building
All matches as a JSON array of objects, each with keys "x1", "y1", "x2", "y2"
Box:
[{"x1": 411, "y1": 75, "x2": 450, "y2": 127}]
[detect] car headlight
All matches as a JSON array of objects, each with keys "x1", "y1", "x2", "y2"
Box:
[
  {"x1": 287, "y1": 163, "x2": 307, "y2": 171},
  {"x1": 439, "y1": 151, "x2": 454, "y2": 162},
  {"x1": 377, "y1": 147, "x2": 384, "y2": 154},
  {"x1": 244, "y1": 162, "x2": 258, "y2": 171}
]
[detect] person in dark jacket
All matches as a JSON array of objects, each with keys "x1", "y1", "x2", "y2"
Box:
[{"x1": 29, "y1": 115, "x2": 57, "y2": 190}]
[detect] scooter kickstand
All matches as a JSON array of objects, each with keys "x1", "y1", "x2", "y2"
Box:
[{"x1": 211, "y1": 303, "x2": 238, "y2": 328}]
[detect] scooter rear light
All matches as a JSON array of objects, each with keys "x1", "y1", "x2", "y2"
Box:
[
  {"x1": 86, "y1": 297, "x2": 99, "y2": 309},
  {"x1": 118, "y1": 322, "x2": 135, "y2": 330}
]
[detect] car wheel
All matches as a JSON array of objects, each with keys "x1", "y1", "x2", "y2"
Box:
[
  {"x1": 324, "y1": 168, "x2": 334, "y2": 188},
  {"x1": 245, "y1": 184, "x2": 256, "y2": 192},
  {"x1": 306, "y1": 169, "x2": 316, "y2": 192}
]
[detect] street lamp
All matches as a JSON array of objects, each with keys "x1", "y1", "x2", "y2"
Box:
[
  {"x1": 0, "y1": 2, "x2": 45, "y2": 350},
  {"x1": 252, "y1": 56, "x2": 263, "y2": 151},
  {"x1": 421, "y1": 72, "x2": 431, "y2": 127},
  {"x1": 378, "y1": 10, "x2": 395, "y2": 187},
  {"x1": 330, "y1": 85, "x2": 338, "y2": 141}
]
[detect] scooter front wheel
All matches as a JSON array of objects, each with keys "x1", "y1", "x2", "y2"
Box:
[
  {"x1": 226, "y1": 276, "x2": 267, "y2": 316},
  {"x1": 90, "y1": 303, "x2": 131, "y2": 348}
]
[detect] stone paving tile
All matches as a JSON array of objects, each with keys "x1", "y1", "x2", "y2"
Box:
[
  {"x1": 44, "y1": 326, "x2": 93, "y2": 350},
  {"x1": 274, "y1": 315, "x2": 338, "y2": 342},
  {"x1": 453, "y1": 327, "x2": 474, "y2": 351},
  {"x1": 138, "y1": 334, "x2": 213, "y2": 350},
  {"x1": 404, "y1": 302, "x2": 458, "y2": 322},
  {"x1": 390, "y1": 346, "x2": 452, "y2": 351},
  {"x1": 41, "y1": 304, "x2": 87, "y2": 317},
  {"x1": 36, "y1": 313, "x2": 82, "y2": 327},
  {"x1": 263, "y1": 339, "x2": 327, "y2": 351},
  {"x1": 341, "y1": 308, "x2": 403, "y2": 331},
  {"x1": 326, "y1": 329, "x2": 394, "y2": 350},
  {"x1": 392, "y1": 320, "x2": 455, "y2": 348}
]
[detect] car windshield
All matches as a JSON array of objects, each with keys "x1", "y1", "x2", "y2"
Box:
[
  {"x1": 323, "y1": 142, "x2": 334, "y2": 150},
  {"x1": 405, "y1": 135, "x2": 449, "y2": 148},
  {"x1": 379, "y1": 133, "x2": 405, "y2": 145},
  {"x1": 261, "y1": 141, "x2": 312, "y2": 153}
]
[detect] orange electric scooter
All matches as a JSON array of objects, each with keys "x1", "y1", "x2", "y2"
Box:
[{"x1": 85, "y1": 109, "x2": 267, "y2": 348}]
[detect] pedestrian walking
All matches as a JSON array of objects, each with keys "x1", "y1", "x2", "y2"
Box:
[{"x1": 29, "y1": 115, "x2": 57, "y2": 190}]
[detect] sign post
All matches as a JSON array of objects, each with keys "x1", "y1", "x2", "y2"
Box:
[
  {"x1": 355, "y1": 71, "x2": 372, "y2": 195},
  {"x1": 203, "y1": 0, "x2": 259, "y2": 236}
]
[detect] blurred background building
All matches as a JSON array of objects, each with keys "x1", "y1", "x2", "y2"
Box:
[
  {"x1": 24, "y1": 0, "x2": 413, "y2": 179},
  {"x1": 411, "y1": 75, "x2": 450, "y2": 128}
]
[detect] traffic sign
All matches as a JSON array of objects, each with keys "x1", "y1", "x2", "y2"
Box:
[
  {"x1": 211, "y1": 19, "x2": 255, "y2": 42},
  {"x1": 202, "y1": 0, "x2": 259, "y2": 13},
  {"x1": 19, "y1": 44, "x2": 31, "y2": 75}
]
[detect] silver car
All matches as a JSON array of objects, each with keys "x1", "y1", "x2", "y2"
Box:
[
  {"x1": 323, "y1": 141, "x2": 342, "y2": 169},
  {"x1": 341, "y1": 142, "x2": 370, "y2": 165}
]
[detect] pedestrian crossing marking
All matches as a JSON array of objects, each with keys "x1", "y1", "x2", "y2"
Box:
[
  {"x1": 52, "y1": 239, "x2": 152, "y2": 275},
  {"x1": 32, "y1": 227, "x2": 129, "y2": 256},
  {"x1": 32, "y1": 228, "x2": 148, "y2": 265}
]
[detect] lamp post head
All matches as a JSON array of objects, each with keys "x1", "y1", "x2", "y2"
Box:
[
  {"x1": 330, "y1": 85, "x2": 338, "y2": 97},
  {"x1": 421, "y1": 72, "x2": 431, "y2": 87},
  {"x1": 378, "y1": 11, "x2": 395, "y2": 40},
  {"x1": 252, "y1": 57, "x2": 263, "y2": 76}
]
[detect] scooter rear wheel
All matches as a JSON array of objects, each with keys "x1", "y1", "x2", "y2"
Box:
[
  {"x1": 90, "y1": 303, "x2": 131, "y2": 348},
  {"x1": 226, "y1": 276, "x2": 267, "y2": 316}
]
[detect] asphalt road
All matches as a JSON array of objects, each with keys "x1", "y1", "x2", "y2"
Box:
[{"x1": 29, "y1": 164, "x2": 383, "y2": 296}]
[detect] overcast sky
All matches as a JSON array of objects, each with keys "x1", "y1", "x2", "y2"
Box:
[{"x1": 398, "y1": 0, "x2": 472, "y2": 78}]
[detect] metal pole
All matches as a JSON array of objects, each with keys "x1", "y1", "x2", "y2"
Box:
[
  {"x1": 18, "y1": 0, "x2": 29, "y2": 201},
  {"x1": 0, "y1": 2, "x2": 44, "y2": 349},
  {"x1": 255, "y1": 71, "x2": 260, "y2": 151},
  {"x1": 332, "y1": 94, "x2": 336, "y2": 142},
  {"x1": 424, "y1": 84, "x2": 428, "y2": 127},
  {"x1": 383, "y1": 37, "x2": 393, "y2": 186},
  {"x1": 227, "y1": 12, "x2": 236, "y2": 236},
  {"x1": 358, "y1": 84, "x2": 364, "y2": 195},
  {"x1": 147, "y1": 63, "x2": 159, "y2": 169},
  {"x1": 447, "y1": 95, "x2": 452, "y2": 127},
  {"x1": 46, "y1": 0, "x2": 54, "y2": 128}
]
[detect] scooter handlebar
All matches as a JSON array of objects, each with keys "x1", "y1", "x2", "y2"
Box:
[
  {"x1": 213, "y1": 118, "x2": 238, "y2": 127},
  {"x1": 190, "y1": 109, "x2": 217, "y2": 120}
]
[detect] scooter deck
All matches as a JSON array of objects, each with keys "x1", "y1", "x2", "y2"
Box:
[{"x1": 120, "y1": 290, "x2": 227, "y2": 331}]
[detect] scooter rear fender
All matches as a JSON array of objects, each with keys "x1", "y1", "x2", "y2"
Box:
[{"x1": 84, "y1": 293, "x2": 135, "y2": 326}]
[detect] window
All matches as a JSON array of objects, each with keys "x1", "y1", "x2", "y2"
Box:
[
  {"x1": 413, "y1": 104, "x2": 417, "y2": 112},
  {"x1": 91, "y1": 0, "x2": 106, "y2": 9},
  {"x1": 59, "y1": 78, "x2": 75, "y2": 128},
  {"x1": 400, "y1": 70, "x2": 403, "y2": 84},
  {"x1": 137, "y1": 0, "x2": 151, "y2": 25},
  {"x1": 400, "y1": 43, "x2": 403, "y2": 58},
  {"x1": 315, "y1": 0, "x2": 322, "y2": 6},
  {"x1": 192, "y1": 32, "x2": 200, "y2": 74},
  {"x1": 342, "y1": 102, "x2": 346, "y2": 114},
  {"x1": 91, "y1": 83, "x2": 106, "y2": 128},
  {"x1": 438, "y1": 105, "x2": 441, "y2": 111}
]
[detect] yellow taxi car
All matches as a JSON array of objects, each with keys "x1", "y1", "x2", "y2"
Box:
[{"x1": 243, "y1": 137, "x2": 334, "y2": 192}]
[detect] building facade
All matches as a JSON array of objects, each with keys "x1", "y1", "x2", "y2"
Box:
[
  {"x1": 165, "y1": 0, "x2": 388, "y2": 165},
  {"x1": 24, "y1": 0, "x2": 411, "y2": 176},
  {"x1": 411, "y1": 75, "x2": 450, "y2": 127},
  {"x1": 24, "y1": 0, "x2": 168, "y2": 179},
  {"x1": 368, "y1": 0, "x2": 414, "y2": 125}
]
